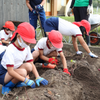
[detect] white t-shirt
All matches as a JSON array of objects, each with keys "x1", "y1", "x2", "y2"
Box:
[
  {"x1": 58, "y1": 18, "x2": 82, "y2": 37},
  {"x1": 0, "y1": 30, "x2": 12, "y2": 40},
  {"x1": 34, "y1": 37, "x2": 62, "y2": 56},
  {"x1": 0, "y1": 45, "x2": 7, "y2": 54},
  {"x1": 1, "y1": 43, "x2": 33, "y2": 69}
]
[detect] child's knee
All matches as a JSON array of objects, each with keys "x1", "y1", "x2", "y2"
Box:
[
  {"x1": 25, "y1": 63, "x2": 33, "y2": 72},
  {"x1": 19, "y1": 69, "x2": 27, "y2": 77}
]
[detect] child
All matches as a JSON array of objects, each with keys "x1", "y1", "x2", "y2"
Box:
[
  {"x1": 31, "y1": 30, "x2": 71, "y2": 76},
  {"x1": 0, "y1": 22, "x2": 48, "y2": 95},
  {"x1": 0, "y1": 21, "x2": 15, "y2": 46},
  {"x1": 44, "y1": 17, "x2": 98, "y2": 58}
]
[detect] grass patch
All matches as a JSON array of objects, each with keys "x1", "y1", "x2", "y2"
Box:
[{"x1": 58, "y1": 16, "x2": 74, "y2": 22}]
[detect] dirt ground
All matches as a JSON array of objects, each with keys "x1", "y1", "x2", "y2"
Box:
[{"x1": 0, "y1": 49, "x2": 100, "y2": 100}]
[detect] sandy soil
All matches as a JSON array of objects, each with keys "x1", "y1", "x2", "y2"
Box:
[{"x1": 0, "y1": 50, "x2": 100, "y2": 100}]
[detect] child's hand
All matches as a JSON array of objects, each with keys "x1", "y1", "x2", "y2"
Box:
[
  {"x1": 63, "y1": 68, "x2": 71, "y2": 76},
  {"x1": 48, "y1": 57, "x2": 58, "y2": 65},
  {"x1": 89, "y1": 52, "x2": 98, "y2": 58},
  {"x1": 35, "y1": 76, "x2": 48, "y2": 86},
  {"x1": 76, "y1": 51, "x2": 82, "y2": 55},
  {"x1": 32, "y1": 9, "x2": 37, "y2": 14},
  {"x1": 35, "y1": 4, "x2": 43, "y2": 11},
  {"x1": 24, "y1": 78, "x2": 35, "y2": 88}
]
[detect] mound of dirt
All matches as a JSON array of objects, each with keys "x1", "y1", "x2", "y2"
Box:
[{"x1": 0, "y1": 50, "x2": 100, "y2": 100}]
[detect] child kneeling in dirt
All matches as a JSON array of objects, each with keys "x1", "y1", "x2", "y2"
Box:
[
  {"x1": 31, "y1": 30, "x2": 71, "y2": 76},
  {"x1": 0, "y1": 22, "x2": 48, "y2": 95},
  {"x1": 0, "y1": 21, "x2": 15, "y2": 46},
  {"x1": 44, "y1": 17, "x2": 98, "y2": 58}
]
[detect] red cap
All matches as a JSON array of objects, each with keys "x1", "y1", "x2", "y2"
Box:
[
  {"x1": 3, "y1": 21, "x2": 15, "y2": 31},
  {"x1": 73, "y1": 20, "x2": 91, "y2": 35},
  {"x1": 48, "y1": 30, "x2": 63, "y2": 48},
  {"x1": 11, "y1": 22, "x2": 36, "y2": 44}
]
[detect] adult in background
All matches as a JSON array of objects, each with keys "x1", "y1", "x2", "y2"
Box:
[
  {"x1": 67, "y1": 0, "x2": 92, "y2": 45},
  {"x1": 26, "y1": 0, "x2": 46, "y2": 39}
]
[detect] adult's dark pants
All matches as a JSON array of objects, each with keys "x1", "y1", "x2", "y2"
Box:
[
  {"x1": 29, "y1": 10, "x2": 46, "y2": 39},
  {"x1": 73, "y1": 7, "x2": 90, "y2": 45}
]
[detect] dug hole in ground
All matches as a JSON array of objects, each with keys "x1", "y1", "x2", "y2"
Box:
[{"x1": 0, "y1": 43, "x2": 100, "y2": 100}]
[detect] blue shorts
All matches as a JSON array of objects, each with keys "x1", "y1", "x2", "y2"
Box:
[
  {"x1": 44, "y1": 17, "x2": 58, "y2": 32},
  {"x1": 0, "y1": 51, "x2": 7, "y2": 85},
  {"x1": 0, "y1": 64, "x2": 7, "y2": 85},
  {"x1": 31, "y1": 48, "x2": 45, "y2": 64}
]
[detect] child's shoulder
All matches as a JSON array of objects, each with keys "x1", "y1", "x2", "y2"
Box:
[
  {"x1": 0, "y1": 30, "x2": 5, "y2": 33},
  {"x1": 6, "y1": 44, "x2": 15, "y2": 51},
  {"x1": 38, "y1": 37, "x2": 47, "y2": 42}
]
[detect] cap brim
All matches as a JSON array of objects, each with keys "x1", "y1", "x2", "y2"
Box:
[
  {"x1": 11, "y1": 30, "x2": 36, "y2": 44},
  {"x1": 3, "y1": 25, "x2": 15, "y2": 31},
  {"x1": 11, "y1": 28, "x2": 15, "y2": 31},
  {"x1": 21, "y1": 36, "x2": 36, "y2": 44},
  {"x1": 3, "y1": 25, "x2": 6, "y2": 28},
  {"x1": 52, "y1": 42, "x2": 63, "y2": 48}
]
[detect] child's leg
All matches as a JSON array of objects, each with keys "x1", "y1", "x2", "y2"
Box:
[
  {"x1": 4, "y1": 68, "x2": 27, "y2": 84},
  {"x1": 2, "y1": 63, "x2": 32, "y2": 95},
  {"x1": 6, "y1": 63, "x2": 33, "y2": 84},
  {"x1": 4, "y1": 63, "x2": 32, "y2": 85},
  {"x1": 17, "y1": 62, "x2": 33, "y2": 75},
  {"x1": 13, "y1": 64, "x2": 32, "y2": 88}
]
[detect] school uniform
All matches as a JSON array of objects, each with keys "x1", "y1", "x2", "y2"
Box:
[
  {"x1": 0, "y1": 44, "x2": 7, "y2": 54},
  {"x1": 0, "y1": 30, "x2": 12, "y2": 41},
  {"x1": 0, "y1": 43, "x2": 33, "y2": 85},
  {"x1": 31, "y1": 37, "x2": 62, "y2": 63},
  {"x1": 44, "y1": 17, "x2": 82, "y2": 37}
]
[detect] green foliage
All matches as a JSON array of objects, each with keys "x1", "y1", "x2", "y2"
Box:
[
  {"x1": 58, "y1": 16, "x2": 74, "y2": 23},
  {"x1": 93, "y1": 0, "x2": 100, "y2": 7}
]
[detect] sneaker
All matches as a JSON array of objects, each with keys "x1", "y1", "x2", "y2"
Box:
[
  {"x1": 2, "y1": 86, "x2": 11, "y2": 95},
  {"x1": 42, "y1": 63, "x2": 56, "y2": 69}
]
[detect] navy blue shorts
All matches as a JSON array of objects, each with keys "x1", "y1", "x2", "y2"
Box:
[
  {"x1": 44, "y1": 17, "x2": 58, "y2": 32},
  {"x1": 31, "y1": 48, "x2": 45, "y2": 64},
  {"x1": 0, "y1": 51, "x2": 7, "y2": 85},
  {"x1": 0, "y1": 64, "x2": 7, "y2": 85}
]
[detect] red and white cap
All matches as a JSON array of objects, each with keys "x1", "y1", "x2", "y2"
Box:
[
  {"x1": 48, "y1": 30, "x2": 63, "y2": 48},
  {"x1": 73, "y1": 20, "x2": 91, "y2": 35},
  {"x1": 11, "y1": 22, "x2": 36, "y2": 44},
  {"x1": 3, "y1": 21, "x2": 15, "y2": 31}
]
